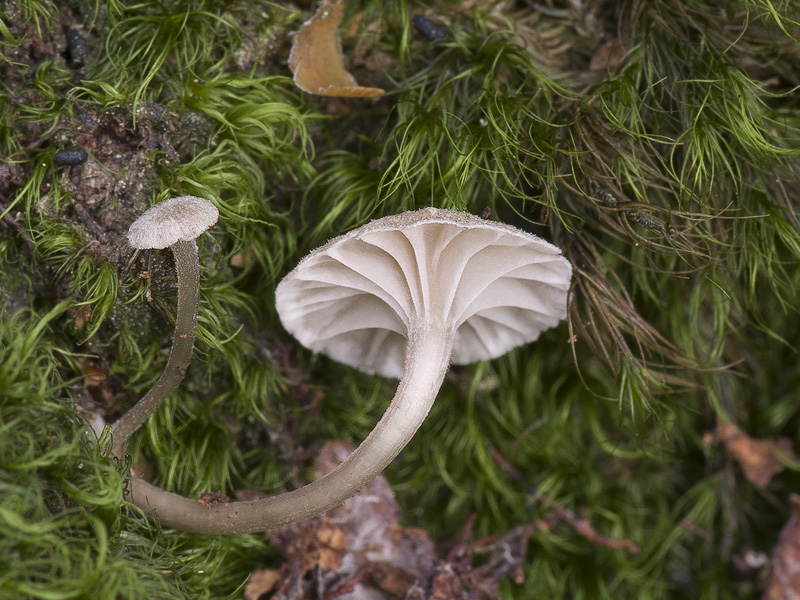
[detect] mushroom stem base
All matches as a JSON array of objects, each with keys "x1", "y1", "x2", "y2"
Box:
[{"x1": 128, "y1": 323, "x2": 454, "y2": 534}]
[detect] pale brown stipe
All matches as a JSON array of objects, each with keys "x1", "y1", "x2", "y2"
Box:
[
  {"x1": 128, "y1": 208, "x2": 572, "y2": 534},
  {"x1": 112, "y1": 196, "x2": 219, "y2": 457},
  {"x1": 288, "y1": 0, "x2": 385, "y2": 98}
]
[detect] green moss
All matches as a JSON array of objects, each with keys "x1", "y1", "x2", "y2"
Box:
[{"x1": 0, "y1": 304, "x2": 176, "y2": 599}]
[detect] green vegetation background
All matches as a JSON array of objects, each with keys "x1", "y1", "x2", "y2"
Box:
[{"x1": 1, "y1": 0, "x2": 799, "y2": 598}]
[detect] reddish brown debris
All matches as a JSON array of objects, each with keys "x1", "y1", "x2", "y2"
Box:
[
  {"x1": 198, "y1": 491, "x2": 231, "y2": 507},
  {"x1": 288, "y1": 0, "x2": 385, "y2": 98},
  {"x1": 267, "y1": 441, "x2": 432, "y2": 599},
  {"x1": 763, "y1": 495, "x2": 800, "y2": 600},
  {"x1": 546, "y1": 504, "x2": 640, "y2": 554},
  {"x1": 258, "y1": 441, "x2": 546, "y2": 600},
  {"x1": 717, "y1": 420, "x2": 796, "y2": 488},
  {"x1": 244, "y1": 569, "x2": 283, "y2": 600}
]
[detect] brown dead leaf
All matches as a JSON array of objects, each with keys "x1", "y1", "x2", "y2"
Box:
[
  {"x1": 590, "y1": 40, "x2": 627, "y2": 71},
  {"x1": 370, "y1": 561, "x2": 419, "y2": 597},
  {"x1": 244, "y1": 569, "x2": 282, "y2": 600},
  {"x1": 288, "y1": 0, "x2": 385, "y2": 97},
  {"x1": 718, "y1": 420, "x2": 796, "y2": 488},
  {"x1": 763, "y1": 495, "x2": 800, "y2": 600},
  {"x1": 267, "y1": 441, "x2": 434, "y2": 599},
  {"x1": 316, "y1": 521, "x2": 348, "y2": 571},
  {"x1": 262, "y1": 441, "x2": 547, "y2": 599},
  {"x1": 230, "y1": 246, "x2": 257, "y2": 270}
]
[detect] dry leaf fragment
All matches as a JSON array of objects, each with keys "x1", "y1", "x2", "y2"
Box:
[
  {"x1": 763, "y1": 495, "x2": 800, "y2": 600},
  {"x1": 288, "y1": 0, "x2": 385, "y2": 97},
  {"x1": 316, "y1": 521, "x2": 348, "y2": 571},
  {"x1": 717, "y1": 420, "x2": 797, "y2": 488},
  {"x1": 244, "y1": 569, "x2": 282, "y2": 600},
  {"x1": 264, "y1": 441, "x2": 549, "y2": 599}
]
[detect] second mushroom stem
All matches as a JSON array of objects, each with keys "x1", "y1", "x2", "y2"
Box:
[
  {"x1": 127, "y1": 323, "x2": 454, "y2": 534},
  {"x1": 112, "y1": 239, "x2": 201, "y2": 457}
]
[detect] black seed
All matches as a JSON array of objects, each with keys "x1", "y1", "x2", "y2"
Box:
[
  {"x1": 65, "y1": 28, "x2": 88, "y2": 68},
  {"x1": 412, "y1": 15, "x2": 448, "y2": 41},
  {"x1": 54, "y1": 148, "x2": 88, "y2": 166}
]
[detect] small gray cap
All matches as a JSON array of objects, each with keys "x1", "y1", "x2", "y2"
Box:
[{"x1": 127, "y1": 196, "x2": 219, "y2": 249}]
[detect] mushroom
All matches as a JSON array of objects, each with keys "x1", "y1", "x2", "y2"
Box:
[
  {"x1": 112, "y1": 195, "x2": 219, "y2": 457},
  {"x1": 127, "y1": 207, "x2": 572, "y2": 534}
]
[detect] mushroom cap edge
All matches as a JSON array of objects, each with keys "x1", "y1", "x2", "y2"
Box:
[{"x1": 275, "y1": 207, "x2": 572, "y2": 378}]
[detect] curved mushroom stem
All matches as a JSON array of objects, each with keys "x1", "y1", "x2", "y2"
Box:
[
  {"x1": 128, "y1": 323, "x2": 453, "y2": 534},
  {"x1": 112, "y1": 239, "x2": 201, "y2": 457}
]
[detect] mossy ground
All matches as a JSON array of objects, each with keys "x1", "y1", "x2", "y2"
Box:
[{"x1": 1, "y1": 0, "x2": 799, "y2": 598}]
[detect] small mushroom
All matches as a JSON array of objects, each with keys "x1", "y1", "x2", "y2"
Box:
[
  {"x1": 111, "y1": 196, "x2": 219, "y2": 457},
  {"x1": 127, "y1": 208, "x2": 571, "y2": 534}
]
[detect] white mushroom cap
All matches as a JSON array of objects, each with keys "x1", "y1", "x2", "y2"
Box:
[
  {"x1": 127, "y1": 196, "x2": 219, "y2": 250},
  {"x1": 276, "y1": 208, "x2": 572, "y2": 379}
]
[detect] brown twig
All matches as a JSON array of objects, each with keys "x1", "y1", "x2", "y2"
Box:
[{"x1": 489, "y1": 447, "x2": 641, "y2": 554}]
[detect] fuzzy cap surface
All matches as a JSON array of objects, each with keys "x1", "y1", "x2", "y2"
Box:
[{"x1": 127, "y1": 196, "x2": 219, "y2": 249}]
